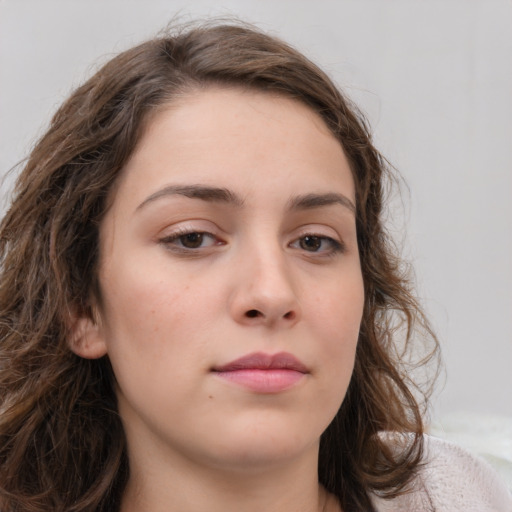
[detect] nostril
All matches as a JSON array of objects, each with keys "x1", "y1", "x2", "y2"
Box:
[{"x1": 243, "y1": 309, "x2": 297, "y2": 321}]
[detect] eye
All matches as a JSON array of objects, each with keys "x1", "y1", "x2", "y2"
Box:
[
  {"x1": 160, "y1": 230, "x2": 222, "y2": 251},
  {"x1": 299, "y1": 235, "x2": 323, "y2": 252},
  {"x1": 176, "y1": 232, "x2": 209, "y2": 249},
  {"x1": 290, "y1": 234, "x2": 344, "y2": 255}
]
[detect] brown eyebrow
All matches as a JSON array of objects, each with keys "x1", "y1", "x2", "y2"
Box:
[
  {"x1": 287, "y1": 193, "x2": 356, "y2": 214},
  {"x1": 136, "y1": 184, "x2": 355, "y2": 215},
  {"x1": 136, "y1": 184, "x2": 245, "y2": 210}
]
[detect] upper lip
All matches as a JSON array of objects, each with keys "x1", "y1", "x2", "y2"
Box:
[{"x1": 212, "y1": 352, "x2": 309, "y2": 373}]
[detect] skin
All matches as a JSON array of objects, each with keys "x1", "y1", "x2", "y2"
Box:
[{"x1": 72, "y1": 87, "x2": 364, "y2": 512}]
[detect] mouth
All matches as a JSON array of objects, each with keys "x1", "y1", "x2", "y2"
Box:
[{"x1": 211, "y1": 352, "x2": 309, "y2": 393}]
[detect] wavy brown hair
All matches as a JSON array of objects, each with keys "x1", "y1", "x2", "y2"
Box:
[{"x1": 0, "y1": 21, "x2": 439, "y2": 512}]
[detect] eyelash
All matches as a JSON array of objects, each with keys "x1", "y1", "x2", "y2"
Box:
[
  {"x1": 159, "y1": 229, "x2": 345, "y2": 257},
  {"x1": 159, "y1": 228, "x2": 224, "y2": 253},
  {"x1": 289, "y1": 234, "x2": 345, "y2": 257}
]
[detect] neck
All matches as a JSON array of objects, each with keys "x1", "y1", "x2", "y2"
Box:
[{"x1": 120, "y1": 443, "x2": 339, "y2": 512}]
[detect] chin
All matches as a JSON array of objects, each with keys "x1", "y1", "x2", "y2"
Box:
[{"x1": 200, "y1": 417, "x2": 323, "y2": 472}]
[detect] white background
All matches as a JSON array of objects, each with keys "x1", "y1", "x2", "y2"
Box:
[{"x1": 1, "y1": 0, "x2": 511, "y2": 422}]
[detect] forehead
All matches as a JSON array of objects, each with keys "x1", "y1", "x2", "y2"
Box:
[{"x1": 111, "y1": 87, "x2": 355, "y2": 211}]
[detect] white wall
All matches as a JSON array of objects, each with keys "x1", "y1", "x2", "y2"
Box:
[{"x1": 1, "y1": 0, "x2": 511, "y2": 421}]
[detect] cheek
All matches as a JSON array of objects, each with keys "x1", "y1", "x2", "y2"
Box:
[
  {"x1": 310, "y1": 272, "x2": 364, "y2": 342},
  {"x1": 97, "y1": 264, "x2": 220, "y2": 426},
  {"x1": 102, "y1": 250, "x2": 218, "y2": 323},
  {"x1": 98, "y1": 258, "x2": 215, "y2": 367},
  {"x1": 307, "y1": 273, "x2": 364, "y2": 393}
]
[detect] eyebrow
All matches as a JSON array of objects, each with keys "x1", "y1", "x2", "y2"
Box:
[
  {"x1": 287, "y1": 192, "x2": 356, "y2": 214},
  {"x1": 136, "y1": 184, "x2": 245, "y2": 210},
  {"x1": 136, "y1": 184, "x2": 355, "y2": 214}
]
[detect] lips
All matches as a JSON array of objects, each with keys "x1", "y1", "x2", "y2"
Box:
[{"x1": 212, "y1": 352, "x2": 309, "y2": 393}]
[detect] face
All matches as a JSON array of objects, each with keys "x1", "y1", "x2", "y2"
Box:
[{"x1": 77, "y1": 88, "x2": 364, "y2": 473}]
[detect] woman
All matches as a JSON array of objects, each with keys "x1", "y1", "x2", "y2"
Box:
[{"x1": 0, "y1": 21, "x2": 510, "y2": 512}]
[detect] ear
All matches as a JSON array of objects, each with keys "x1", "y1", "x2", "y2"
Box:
[{"x1": 68, "y1": 314, "x2": 108, "y2": 359}]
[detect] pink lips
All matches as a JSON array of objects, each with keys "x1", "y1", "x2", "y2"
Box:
[{"x1": 212, "y1": 352, "x2": 308, "y2": 393}]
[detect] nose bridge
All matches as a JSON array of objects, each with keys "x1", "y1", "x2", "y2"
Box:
[
  {"x1": 230, "y1": 232, "x2": 301, "y2": 325},
  {"x1": 250, "y1": 241, "x2": 295, "y2": 297}
]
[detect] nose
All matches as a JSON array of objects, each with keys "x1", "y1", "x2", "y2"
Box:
[{"x1": 229, "y1": 243, "x2": 301, "y2": 328}]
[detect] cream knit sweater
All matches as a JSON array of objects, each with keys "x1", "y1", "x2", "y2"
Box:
[{"x1": 371, "y1": 436, "x2": 512, "y2": 511}]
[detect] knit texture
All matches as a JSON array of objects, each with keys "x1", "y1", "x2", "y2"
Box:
[{"x1": 371, "y1": 436, "x2": 512, "y2": 511}]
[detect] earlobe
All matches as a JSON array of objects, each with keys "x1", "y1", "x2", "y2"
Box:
[{"x1": 68, "y1": 315, "x2": 108, "y2": 359}]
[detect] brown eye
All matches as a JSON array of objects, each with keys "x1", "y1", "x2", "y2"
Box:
[
  {"x1": 160, "y1": 230, "x2": 222, "y2": 253},
  {"x1": 290, "y1": 234, "x2": 345, "y2": 256},
  {"x1": 180, "y1": 232, "x2": 204, "y2": 248},
  {"x1": 299, "y1": 235, "x2": 322, "y2": 252}
]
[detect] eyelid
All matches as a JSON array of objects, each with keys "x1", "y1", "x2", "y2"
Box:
[
  {"x1": 289, "y1": 235, "x2": 344, "y2": 252},
  {"x1": 157, "y1": 221, "x2": 227, "y2": 253},
  {"x1": 161, "y1": 229, "x2": 218, "y2": 244},
  {"x1": 292, "y1": 224, "x2": 343, "y2": 243},
  {"x1": 157, "y1": 219, "x2": 222, "y2": 239},
  {"x1": 288, "y1": 225, "x2": 346, "y2": 256}
]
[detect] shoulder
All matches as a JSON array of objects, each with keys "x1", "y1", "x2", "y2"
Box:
[
  {"x1": 371, "y1": 435, "x2": 512, "y2": 512},
  {"x1": 420, "y1": 436, "x2": 512, "y2": 510}
]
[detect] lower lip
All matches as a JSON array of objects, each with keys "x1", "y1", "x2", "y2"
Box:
[{"x1": 214, "y1": 369, "x2": 306, "y2": 393}]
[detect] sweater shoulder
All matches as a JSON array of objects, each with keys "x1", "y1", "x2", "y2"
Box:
[{"x1": 371, "y1": 435, "x2": 512, "y2": 512}]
